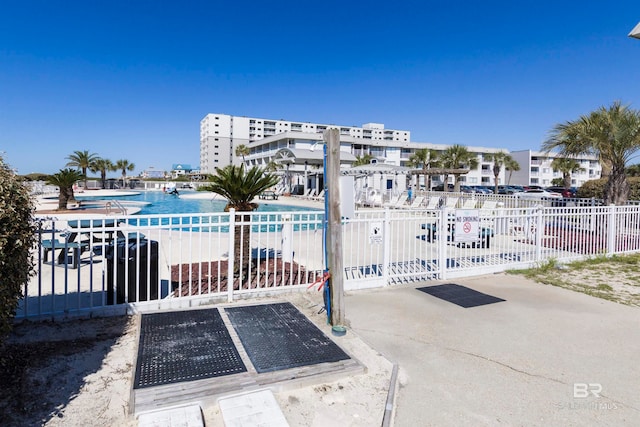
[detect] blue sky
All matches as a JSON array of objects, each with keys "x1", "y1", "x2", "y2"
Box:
[{"x1": 1, "y1": 1, "x2": 639, "y2": 175}]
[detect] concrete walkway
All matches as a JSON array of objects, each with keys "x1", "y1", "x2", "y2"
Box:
[{"x1": 345, "y1": 273, "x2": 640, "y2": 426}]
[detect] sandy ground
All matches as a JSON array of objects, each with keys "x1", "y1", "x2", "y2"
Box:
[{"x1": 2, "y1": 290, "x2": 393, "y2": 427}]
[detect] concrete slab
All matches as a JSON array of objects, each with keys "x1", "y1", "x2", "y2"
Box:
[
  {"x1": 219, "y1": 389, "x2": 289, "y2": 427},
  {"x1": 345, "y1": 273, "x2": 640, "y2": 426},
  {"x1": 138, "y1": 404, "x2": 204, "y2": 427}
]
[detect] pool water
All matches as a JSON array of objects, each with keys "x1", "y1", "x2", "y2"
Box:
[{"x1": 77, "y1": 191, "x2": 319, "y2": 215}]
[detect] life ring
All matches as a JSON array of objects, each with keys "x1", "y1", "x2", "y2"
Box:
[{"x1": 367, "y1": 188, "x2": 378, "y2": 199}]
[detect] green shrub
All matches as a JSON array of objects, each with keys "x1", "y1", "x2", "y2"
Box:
[
  {"x1": 0, "y1": 157, "x2": 36, "y2": 339},
  {"x1": 577, "y1": 179, "x2": 605, "y2": 199},
  {"x1": 578, "y1": 177, "x2": 640, "y2": 201}
]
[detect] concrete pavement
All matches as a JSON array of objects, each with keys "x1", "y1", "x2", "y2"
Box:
[{"x1": 344, "y1": 273, "x2": 640, "y2": 426}]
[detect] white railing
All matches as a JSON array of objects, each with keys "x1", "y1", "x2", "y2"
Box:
[{"x1": 21, "y1": 204, "x2": 640, "y2": 320}]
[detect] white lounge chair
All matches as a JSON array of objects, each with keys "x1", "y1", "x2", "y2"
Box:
[
  {"x1": 424, "y1": 196, "x2": 441, "y2": 210},
  {"x1": 480, "y1": 200, "x2": 497, "y2": 209},
  {"x1": 461, "y1": 199, "x2": 477, "y2": 209},
  {"x1": 408, "y1": 196, "x2": 425, "y2": 209},
  {"x1": 297, "y1": 188, "x2": 313, "y2": 198},
  {"x1": 366, "y1": 189, "x2": 383, "y2": 207},
  {"x1": 386, "y1": 194, "x2": 408, "y2": 208},
  {"x1": 443, "y1": 197, "x2": 459, "y2": 209}
]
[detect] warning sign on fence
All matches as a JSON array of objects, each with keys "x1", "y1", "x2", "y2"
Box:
[
  {"x1": 454, "y1": 209, "x2": 480, "y2": 243},
  {"x1": 369, "y1": 221, "x2": 383, "y2": 244}
]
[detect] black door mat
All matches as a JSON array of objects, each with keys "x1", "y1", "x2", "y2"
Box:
[
  {"x1": 225, "y1": 302, "x2": 350, "y2": 373},
  {"x1": 417, "y1": 283, "x2": 505, "y2": 308},
  {"x1": 135, "y1": 308, "x2": 247, "y2": 389}
]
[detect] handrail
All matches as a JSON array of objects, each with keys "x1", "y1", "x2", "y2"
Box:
[{"x1": 105, "y1": 200, "x2": 127, "y2": 214}]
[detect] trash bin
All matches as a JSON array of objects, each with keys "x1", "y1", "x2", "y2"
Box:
[{"x1": 106, "y1": 238, "x2": 159, "y2": 304}]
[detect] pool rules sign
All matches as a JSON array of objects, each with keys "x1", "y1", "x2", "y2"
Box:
[{"x1": 454, "y1": 209, "x2": 480, "y2": 243}]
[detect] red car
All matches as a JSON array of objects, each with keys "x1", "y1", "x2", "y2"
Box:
[{"x1": 546, "y1": 186, "x2": 576, "y2": 198}]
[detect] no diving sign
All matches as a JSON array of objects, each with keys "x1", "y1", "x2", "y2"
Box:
[
  {"x1": 454, "y1": 209, "x2": 480, "y2": 243},
  {"x1": 369, "y1": 221, "x2": 383, "y2": 244}
]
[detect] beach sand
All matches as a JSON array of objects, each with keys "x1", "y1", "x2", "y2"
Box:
[{"x1": 3, "y1": 291, "x2": 393, "y2": 426}]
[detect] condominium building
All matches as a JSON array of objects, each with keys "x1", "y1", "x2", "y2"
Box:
[
  {"x1": 509, "y1": 150, "x2": 602, "y2": 188},
  {"x1": 199, "y1": 113, "x2": 602, "y2": 193},
  {"x1": 199, "y1": 114, "x2": 410, "y2": 174}
]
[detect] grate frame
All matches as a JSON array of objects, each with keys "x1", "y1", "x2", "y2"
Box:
[
  {"x1": 226, "y1": 302, "x2": 350, "y2": 373},
  {"x1": 134, "y1": 308, "x2": 247, "y2": 389}
]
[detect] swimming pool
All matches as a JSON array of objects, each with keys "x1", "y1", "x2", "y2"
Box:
[{"x1": 76, "y1": 191, "x2": 320, "y2": 215}]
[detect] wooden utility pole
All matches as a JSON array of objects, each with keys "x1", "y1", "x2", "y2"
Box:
[{"x1": 323, "y1": 128, "x2": 345, "y2": 329}]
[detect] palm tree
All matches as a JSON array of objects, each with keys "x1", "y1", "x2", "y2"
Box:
[
  {"x1": 505, "y1": 157, "x2": 521, "y2": 184},
  {"x1": 114, "y1": 159, "x2": 135, "y2": 188},
  {"x1": 543, "y1": 101, "x2": 640, "y2": 205},
  {"x1": 484, "y1": 152, "x2": 517, "y2": 194},
  {"x1": 65, "y1": 150, "x2": 99, "y2": 190},
  {"x1": 626, "y1": 163, "x2": 640, "y2": 177},
  {"x1": 201, "y1": 165, "x2": 279, "y2": 273},
  {"x1": 235, "y1": 144, "x2": 250, "y2": 165},
  {"x1": 551, "y1": 157, "x2": 585, "y2": 190},
  {"x1": 46, "y1": 169, "x2": 84, "y2": 210},
  {"x1": 90, "y1": 158, "x2": 116, "y2": 189},
  {"x1": 408, "y1": 148, "x2": 440, "y2": 190},
  {"x1": 265, "y1": 160, "x2": 283, "y2": 173},
  {"x1": 440, "y1": 145, "x2": 479, "y2": 192},
  {"x1": 353, "y1": 154, "x2": 374, "y2": 166}
]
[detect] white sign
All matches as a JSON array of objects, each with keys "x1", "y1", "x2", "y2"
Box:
[
  {"x1": 454, "y1": 209, "x2": 480, "y2": 243},
  {"x1": 369, "y1": 222, "x2": 383, "y2": 244}
]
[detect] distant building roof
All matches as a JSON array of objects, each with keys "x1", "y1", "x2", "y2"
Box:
[
  {"x1": 145, "y1": 170, "x2": 165, "y2": 178},
  {"x1": 172, "y1": 164, "x2": 193, "y2": 171}
]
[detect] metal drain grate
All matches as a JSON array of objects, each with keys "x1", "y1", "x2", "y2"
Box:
[
  {"x1": 226, "y1": 302, "x2": 350, "y2": 373},
  {"x1": 417, "y1": 283, "x2": 505, "y2": 308},
  {"x1": 135, "y1": 308, "x2": 246, "y2": 389}
]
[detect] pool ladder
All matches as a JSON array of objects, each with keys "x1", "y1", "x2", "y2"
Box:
[{"x1": 106, "y1": 200, "x2": 127, "y2": 215}]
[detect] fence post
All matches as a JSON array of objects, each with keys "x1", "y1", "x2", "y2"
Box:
[
  {"x1": 439, "y1": 208, "x2": 448, "y2": 280},
  {"x1": 607, "y1": 204, "x2": 616, "y2": 255},
  {"x1": 282, "y1": 214, "x2": 293, "y2": 262},
  {"x1": 535, "y1": 207, "x2": 544, "y2": 261},
  {"x1": 227, "y1": 208, "x2": 235, "y2": 303},
  {"x1": 382, "y1": 208, "x2": 391, "y2": 286}
]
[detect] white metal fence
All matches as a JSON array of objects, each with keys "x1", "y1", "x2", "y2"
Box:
[{"x1": 21, "y1": 203, "x2": 640, "y2": 320}]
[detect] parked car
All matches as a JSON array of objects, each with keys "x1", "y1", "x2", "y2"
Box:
[
  {"x1": 514, "y1": 189, "x2": 563, "y2": 200},
  {"x1": 497, "y1": 185, "x2": 519, "y2": 194},
  {"x1": 459, "y1": 185, "x2": 476, "y2": 193},
  {"x1": 432, "y1": 184, "x2": 454, "y2": 192},
  {"x1": 473, "y1": 186, "x2": 493, "y2": 194},
  {"x1": 546, "y1": 186, "x2": 576, "y2": 198}
]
